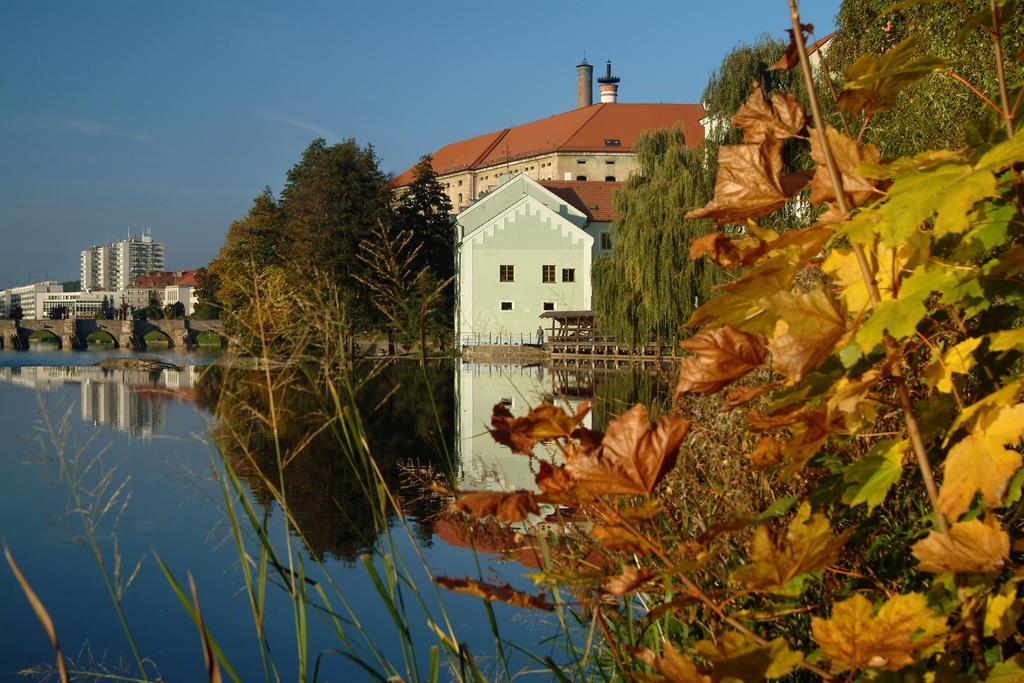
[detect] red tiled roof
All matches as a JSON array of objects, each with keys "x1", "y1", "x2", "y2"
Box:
[
  {"x1": 540, "y1": 180, "x2": 622, "y2": 222},
  {"x1": 128, "y1": 270, "x2": 197, "y2": 288},
  {"x1": 807, "y1": 33, "x2": 834, "y2": 55},
  {"x1": 393, "y1": 102, "x2": 706, "y2": 187}
]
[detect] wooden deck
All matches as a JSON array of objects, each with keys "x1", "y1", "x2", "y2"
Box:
[{"x1": 547, "y1": 338, "x2": 680, "y2": 367}]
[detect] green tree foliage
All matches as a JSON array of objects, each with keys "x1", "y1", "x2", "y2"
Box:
[
  {"x1": 144, "y1": 293, "x2": 164, "y2": 320},
  {"x1": 7, "y1": 305, "x2": 22, "y2": 321},
  {"x1": 94, "y1": 296, "x2": 113, "y2": 320},
  {"x1": 191, "y1": 266, "x2": 221, "y2": 320},
  {"x1": 279, "y1": 138, "x2": 392, "y2": 327},
  {"x1": 827, "y1": 0, "x2": 1024, "y2": 156},
  {"x1": 593, "y1": 127, "x2": 718, "y2": 345},
  {"x1": 163, "y1": 301, "x2": 185, "y2": 319},
  {"x1": 47, "y1": 305, "x2": 68, "y2": 320}
]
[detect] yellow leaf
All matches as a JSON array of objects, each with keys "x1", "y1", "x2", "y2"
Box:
[
  {"x1": 823, "y1": 242, "x2": 898, "y2": 314},
  {"x1": 812, "y1": 593, "x2": 946, "y2": 673},
  {"x1": 637, "y1": 640, "x2": 710, "y2": 683},
  {"x1": 984, "y1": 581, "x2": 1022, "y2": 641},
  {"x1": 912, "y1": 518, "x2": 1010, "y2": 574},
  {"x1": 937, "y1": 403, "x2": 1024, "y2": 519},
  {"x1": 927, "y1": 337, "x2": 983, "y2": 394},
  {"x1": 768, "y1": 287, "x2": 847, "y2": 384},
  {"x1": 693, "y1": 632, "x2": 802, "y2": 681},
  {"x1": 827, "y1": 369, "x2": 881, "y2": 430},
  {"x1": 732, "y1": 502, "x2": 846, "y2": 592}
]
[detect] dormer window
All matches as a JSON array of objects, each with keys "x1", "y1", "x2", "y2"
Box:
[{"x1": 604, "y1": 139, "x2": 621, "y2": 146}]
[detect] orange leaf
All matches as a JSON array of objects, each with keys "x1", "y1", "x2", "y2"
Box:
[
  {"x1": 809, "y1": 127, "x2": 880, "y2": 215},
  {"x1": 454, "y1": 490, "x2": 540, "y2": 523},
  {"x1": 749, "y1": 435, "x2": 784, "y2": 469},
  {"x1": 603, "y1": 565, "x2": 654, "y2": 596},
  {"x1": 689, "y1": 232, "x2": 742, "y2": 268},
  {"x1": 768, "y1": 287, "x2": 847, "y2": 384},
  {"x1": 490, "y1": 401, "x2": 589, "y2": 455},
  {"x1": 912, "y1": 517, "x2": 1010, "y2": 574},
  {"x1": 686, "y1": 139, "x2": 788, "y2": 225},
  {"x1": 732, "y1": 82, "x2": 806, "y2": 143},
  {"x1": 722, "y1": 385, "x2": 772, "y2": 412},
  {"x1": 535, "y1": 461, "x2": 576, "y2": 495},
  {"x1": 770, "y1": 23, "x2": 815, "y2": 71},
  {"x1": 676, "y1": 325, "x2": 768, "y2": 397},
  {"x1": 637, "y1": 640, "x2": 710, "y2": 683},
  {"x1": 566, "y1": 404, "x2": 690, "y2": 495},
  {"x1": 433, "y1": 576, "x2": 554, "y2": 611}
]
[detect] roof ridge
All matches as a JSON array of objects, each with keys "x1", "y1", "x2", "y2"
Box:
[
  {"x1": 557, "y1": 104, "x2": 606, "y2": 152},
  {"x1": 470, "y1": 128, "x2": 511, "y2": 170}
]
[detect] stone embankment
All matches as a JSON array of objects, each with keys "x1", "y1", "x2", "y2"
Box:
[{"x1": 461, "y1": 344, "x2": 548, "y2": 364}]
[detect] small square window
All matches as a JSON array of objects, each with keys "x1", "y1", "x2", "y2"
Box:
[
  {"x1": 499, "y1": 264, "x2": 514, "y2": 282},
  {"x1": 542, "y1": 265, "x2": 555, "y2": 283},
  {"x1": 543, "y1": 301, "x2": 555, "y2": 311},
  {"x1": 606, "y1": 159, "x2": 615, "y2": 165},
  {"x1": 562, "y1": 268, "x2": 576, "y2": 283},
  {"x1": 500, "y1": 301, "x2": 513, "y2": 311},
  {"x1": 576, "y1": 175, "x2": 587, "y2": 181},
  {"x1": 601, "y1": 232, "x2": 612, "y2": 250},
  {"x1": 577, "y1": 159, "x2": 586, "y2": 164},
  {"x1": 605, "y1": 176, "x2": 616, "y2": 181},
  {"x1": 458, "y1": 179, "x2": 463, "y2": 186}
]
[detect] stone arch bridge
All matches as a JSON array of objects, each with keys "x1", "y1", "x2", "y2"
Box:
[{"x1": 0, "y1": 318, "x2": 223, "y2": 351}]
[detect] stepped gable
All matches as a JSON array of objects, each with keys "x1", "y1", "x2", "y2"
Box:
[
  {"x1": 392, "y1": 103, "x2": 706, "y2": 187},
  {"x1": 540, "y1": 180, "x2": 623, "y2": 222}
]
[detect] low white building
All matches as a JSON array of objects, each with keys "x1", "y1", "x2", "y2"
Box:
[
  {"x1": 455, "y1": 174, "x2": 618, "y2": 344},
  {"x1": 162, "y1": 285, "x2": 197, "y2": 315},
  {"x1": 1, "y1": 281, "x2": 64, "y2": 319},
  {"x1": 36, "y1": 290, "x2": 124, "y2": 318}
]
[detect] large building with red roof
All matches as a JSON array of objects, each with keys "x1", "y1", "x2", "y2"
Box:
[{"x1": 394, "y1": 61, "x2": 705, "y2": 212}]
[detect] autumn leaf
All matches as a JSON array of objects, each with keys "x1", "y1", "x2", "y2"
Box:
[
  {"x1": 722, "y1": 385, "x2": 774, "y2": 412},
  {"x1": 937, "y1": 402, "x2": 1024, "y2": 519},
  {"x1": 433, "y1": 576, "x2": 554, "y2": 611},
  {"x1": 827, "y1": 369, "x2": 881, "y2": 430},
  {"x1": 687, "y1": 251, "x2": 803, "y2": 334},
  {"x1": 770, "y1": 22, "x2": 814, "y2": 71},
  {"x1": 926, "y1": 336, "x2": 982, "y2": 394},
  {"x1": 591, "y1": 523, "x2": 655, "y2": 553},
  {"x1": 782, "y1": 409, "x2": 835, "y2": 473},
  {"x1": 689, "y1": 232, "x2": 741, "y2": 269},
  {"x1": 490, "y1": 401, "x2": 589, "y2": 455},
  {"x1": 603, "y1": 565, "x2": 653, "y2": 596},
  {"x1": 566, "y1": 404, "x2": 690, "y2": 495},
  {"x1": 637, "y1": 640, "x2": 710, "y2": 683},
  {"x1": 732, "y1": 502, "x2": 846, "y2": 593},
  {"x1": 841, "y1": 439, "x2": 904, "y2": 510},
  {"x1": 812, "y1": 592, "x2": 945, "y2": 672},
  {"x1": 809, "y1": 127, "x2": 880, "y2": 214},
  {"x1": 823, "y1": 241, "x2": 899, "y2": 313},
  {"x1": 731, "y1": 82, "x2": 806, "y2": 143},
  {"x1": 675, "y1": 325, "x2": 768, "y2": 397},
  {"x1": 686, "y1": 139, "x2": 788, "y2": 225},
  {"x1": 838, "y1": 38, "x2": 944, "y2": 114},
  {"x1": 535, "y1": 460, "x2": 576, "y2": 495},
  {"x1": 984, "y1": 580, "x2": 1023, "y2": 641},
  {"x1": 911, "y1": 517, "x2": 1011, "y2": 574},
  {"x1": 748, "y1": 435, "x2": 783, "y2": 469},
  {"x1": 693, "y1": 632, "x2": 803, "y2": 681},
  {"x1": 454, "y1": 490, "x2": 540, "y2": 523},
  {"x1": 769, "y1": 287, "x2": 847, "y2": 383}
]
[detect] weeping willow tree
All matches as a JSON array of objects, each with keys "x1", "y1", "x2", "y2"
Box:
[
  {"x1": 594, "y1": 35, "x2": 805, "y2": 345},
  {"x1": 593, "y1": 128, "x2": 717, "y2": 346}
]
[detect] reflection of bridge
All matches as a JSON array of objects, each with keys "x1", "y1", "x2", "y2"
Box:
[{"x1": 0, "y1": 318, "x2": 223, "y2": 351}]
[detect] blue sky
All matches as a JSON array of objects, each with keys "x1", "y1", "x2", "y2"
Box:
[{"x1": 0, "y1": 1, "x2": 841, "y2": 286}]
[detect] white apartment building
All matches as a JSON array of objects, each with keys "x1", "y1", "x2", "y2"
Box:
[
  {"x1": 81, "y1": 233, "x2": 165, "y2": 291},
  {"x1": 0, "y1": 281, "x2": 63, "y2": 319},
  {"x1": 36, "y1": 290, "x2": 124, "y2": 318}
]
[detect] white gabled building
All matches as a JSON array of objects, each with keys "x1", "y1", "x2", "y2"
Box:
[{"x1": 455, "y1": 174, "x2": 618, "y2": 344}]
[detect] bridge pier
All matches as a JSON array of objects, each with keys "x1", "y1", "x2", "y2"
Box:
[{"x1": 61, "y1": 320, "x2": 77, "y2": 351}]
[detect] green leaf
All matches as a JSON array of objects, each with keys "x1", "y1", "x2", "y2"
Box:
[
  {"x1": 842, "y1": 440, "x2": 906, "y2": 509},
  {"x1": 985, "y1": 655, "x2": 1024, "y2": 682},
  {"x1": 855, "y1": 265, "x2": 956, "y2": 353},
  {"x1": 757, "y1": 495, "x2": 799, "y2": 521},
  {"x1": 839, "y1": 38, "x2": 944, "y2": 114},
  {"x1": 693, "y1": 632, "x2": 803, "y2": 681}
]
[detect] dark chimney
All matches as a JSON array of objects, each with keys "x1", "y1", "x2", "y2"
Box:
[{"x1": 576, "y1": 59, "x2": 593, "y2": 108}]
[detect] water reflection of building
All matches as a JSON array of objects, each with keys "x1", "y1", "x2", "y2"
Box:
[
  {"x1": 455, "y1": 361, "x2": 594, "y2": 491},
  {"x1": 0, "y1": 365, "x2": 200, "y2": 439}
]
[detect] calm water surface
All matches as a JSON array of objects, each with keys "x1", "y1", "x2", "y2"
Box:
[{"x1": 0, "y1": 350, "x2": 672, "y2": 680}]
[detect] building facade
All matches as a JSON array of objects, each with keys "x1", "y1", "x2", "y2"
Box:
[
  {"x1": 455, "y1": 175, "x2": 618, "y2": 343},
  {"x1": 392, "y1": 62, "x2": 705, "y2": 212},
  {"x1": 0, "y1": 281, "x2": 64, "y2": 319},
  {"x1": 36, "y1": 290, "x2": 124, "y2": 318},
  {"x1": 81, "y1": 233, "x2": 165, "y2": 291}
]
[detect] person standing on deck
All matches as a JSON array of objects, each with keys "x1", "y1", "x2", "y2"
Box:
[{"x1": 536, "y1": 326, "x2": 545, "y2": 346}]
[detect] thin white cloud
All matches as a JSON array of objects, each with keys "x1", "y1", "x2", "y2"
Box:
[
  {"x1": 59, "y1": 118, "x2": 155, "y2": 144},
  {"x1": 263, "y1": 113, "x2": 338, "y2": 142}
]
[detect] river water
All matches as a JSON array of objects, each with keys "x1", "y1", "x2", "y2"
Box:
[{"x1": 0, "y1": 350, "x2": 672, "y2": 681}]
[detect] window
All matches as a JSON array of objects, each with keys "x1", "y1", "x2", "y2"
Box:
[
  {"x1": 499, "y1": 264, "x2": 514, "y2": 282},
  {"x1": 562, "y1": 268, "x2": 576, "y2": 283},
  {"x1": 542, "y1": 265, "x2": 555, "y2": 283},
  {"x1": 604, "y1": 138, "x2": 621, "y2": 146},
  {"x1": 577, "y1": 159, "x2": 586, "y2": 165},
  {"x1": 605, "y1": 175, "x2": 616, "y2": 181},
  {"x1": 458, "y1": 193, "x2": 463, "y2": 204},
  {"x1": 458, "y1": 179, "x2": 463, "y2": 186},
  {"x1": 576, "y1": 175, "x2": 587, "y2": 181},
  {"x1": 606, "y1": 159, "x2": 615, "y2": 165},
  {"x1": 601, "y1": 232, "x2": 612, "y2": 250},
  {"x1": 500, "y1": 301, "x2": 513, "y2": 311},
  {"x1": 543, "y1": 301, "x2": 555, "y2": 311}
]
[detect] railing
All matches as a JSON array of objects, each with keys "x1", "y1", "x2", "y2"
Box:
[{"x1": 459, "y1": 333, "x2": 543, "y2": 347}]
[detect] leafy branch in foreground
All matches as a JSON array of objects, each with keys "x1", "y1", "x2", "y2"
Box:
[{"x1": 435, "y1": 1, "x2": 1024, "y2": 679}]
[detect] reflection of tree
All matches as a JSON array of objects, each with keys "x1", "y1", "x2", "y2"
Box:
[{"x1": 194, "y1": 361, "x2": 455, "y2": 562}]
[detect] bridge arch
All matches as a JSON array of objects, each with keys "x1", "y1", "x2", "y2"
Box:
[
  {"x1": 144, "y1": 329, "x2": 173, "y2": 350},
  {"x1": 194, "y1": 330, "x2": 223, "y2": 348},
  {"x1": 86, "y1": 329, "x2": 118, "y2": 349},
  {"x1": 28, "y1": 329, "x2": 61, "y2": 348}
]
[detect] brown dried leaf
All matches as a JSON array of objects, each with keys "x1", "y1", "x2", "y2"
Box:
[
  {"x1": 769, "y1": 287, "x2": 847, "y2": 383},
  {"x1": 676, "y1": 325, "x2": 768, "y2": 397},
  {"x1": 811, "y1": 593, "x2": 946, "y2": 672},
  {"x1": 566, "y1": 404, "x2": 690, "y2": 495},
  {"x1": 782, "y1": 408, "x2": 834, "y2": 473},
  {"x1": 770, "y1": 23, "x2": 815, "y2": 71},
  {"x1": 591, "y1": 523, "x2": 655, "y2": 553},
  {"x1": 937, "y1": 403, "x2": 1024, "y2": 520},
  {"x1": 912, "y1": 517, "x2": 1011, "y2": 574},
  {"x1": 749, "y1": 435, "x2": 784, "y2": 469},
  {"x1": 732, "y1": 82, "x2": 806, "y2": 143},
  {"x1": 535, "y1": 461, "x2": 576, "y2": 495},
  {"x1": 454, "y1": 490, "x2": 540, "y2": 523},
  {"x1": 689, "y1": 232, "x2": 742, "y2": 268},
  {"x1": 604, "y1": 565, "x2": 654, "y2": 596},
  {"x1": 637, "y1": 640, "x2": 710, "y2": 683},
  {"x1": 809, "y1": 127, "x2": 881, "y2": 213},
  {"x1": 732, "y1": 502, "x2": 846, "y2": 592},
  {"x1": 433, "y1": 576, "x2": 554, "y2": 611},
  {"x1": 694, "y1": 632, "x2": 804, "y2": 680},
  {"x1": 722, "y1": 385, "x2": 772, "y2": 412},
  {"x1": 490, "y1": 401, "x2": 589, "y2": 455},
  {"x1": 686, "y1": 139, "x2": 787, "y2": 225}
]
